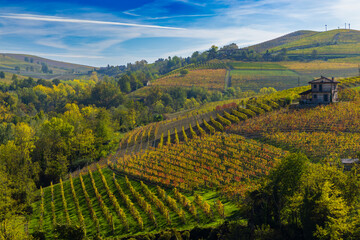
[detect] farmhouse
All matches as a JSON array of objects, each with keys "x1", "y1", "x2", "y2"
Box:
[{"x1": 299, "y1": 76, "x2": 339, "y2": 104}]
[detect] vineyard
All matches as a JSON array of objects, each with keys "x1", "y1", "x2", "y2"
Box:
[
  {"x1": 161, "y1": 61, "x2": 228, "y2": 78},
  {"x1": 111, "y1": 133, "x2": 287, "y2": 197},
  {"x1": 226, "y1": 88, "x2": 360, "y2": 161},
  {"x1": 262, "y1": 131, "x2": 360, "y2": 161},
  {"x1": 227, "y1": 97, "x2": 360, "y2": 135},
  {"x1": 225, "y1": 61, "x2": 359, "y2": 92},
  {"x1": 151, "y1": 69, "x2": 227, "y2": 91},
  {"x1": 30, "y1": 167, "x2": 234, "y2": 238}
]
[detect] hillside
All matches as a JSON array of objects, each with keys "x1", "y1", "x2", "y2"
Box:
[
  {"x1": 247, "y1": 30, "x2": 318, "y2": 53},
  {"x1": 30, "y1": 167, "x2": 235, "y2": 239},
  {"x1": 0, "y1": 53, "x2": 94, "y2": 79},
  {"x1": 21, "y1": 75, "x2": 360, "y2": 239},
  {"x1": 247, "y1": 29, "x2": 360, "y2": 58}
]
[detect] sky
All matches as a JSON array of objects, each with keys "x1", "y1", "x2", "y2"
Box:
[{"x1": 0, "y1": 0, "x2": 359, "y2": 67}]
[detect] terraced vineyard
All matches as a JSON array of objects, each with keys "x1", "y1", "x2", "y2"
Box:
[
  {"x1": 111, "y1": 133, "x2": 287, "y2": 197},
  {"x1": 227, "y1": 84, "x2": 360, "y2": 161},
  {"x1": 30, "y1": 167, "x2": 233, "y2": 238}
]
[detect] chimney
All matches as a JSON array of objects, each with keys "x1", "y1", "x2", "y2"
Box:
[{"x1": 332, "y1": 77, "x2": 334, "y2": 81}]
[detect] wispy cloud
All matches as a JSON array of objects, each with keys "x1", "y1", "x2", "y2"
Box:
[
  {"x1": 148, "y1": 14, "x2": 215, "y2": 20},
  {"x1": 1, "y1": 13, "x2": 185, "y2": 30}
]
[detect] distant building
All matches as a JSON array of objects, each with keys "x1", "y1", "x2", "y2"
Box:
[
  {"x1": 341, "y1": 158, "x2": 359, "y2": 171},
  {"x1": 299, "y1": 76, "x2": 339, "y2": 104}
]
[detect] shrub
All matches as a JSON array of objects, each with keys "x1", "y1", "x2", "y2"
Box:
[
  {"x1": 223, "y1": 111, "x2": 240, "y2": 123},
  {"x1": 267, "y1": 100, "x2": 280, "y2": 109},
  {"x1": 204, "y1": 119, "x2": 216, "y2": 133},
  {"x1": 196, "y1": 121, "x2": 206, "y2": 136},
  {"x1": 189, "y1": 123, "x2": 197, "y2": 138},
  {"x1": 180, "y1": 69, "x2": 189, "y2": 76},
  {"x1": 209, "y1": 117, "x2": 223, "y2": 131},
  {"x1": 231, "y1": 109, "x2": 248, "y2": 120},
  {"x1": 217, "y1": 113, "x2": 232, "y2": 126},
  {"x1": 246, "y1": 104, "x2": 265, "y2": 115},
  {"x1": 174, "y1": 128, "x2": 180, "y2": 144},
  {"x1": 256, "y1": 102, "x2": 272, "y2": 112},
  {"x1": 182, "y1": 126, "x2": 188, "y2": 143},
  {"x1": 237, "y1": 107, "x2": 256, "y2": 117}
]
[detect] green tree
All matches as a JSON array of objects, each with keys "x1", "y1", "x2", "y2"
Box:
[
  {"x1": 41, "y1": 63, "x2": 49, "y2": 73},
  {"x1": 311, "y1": 50, "x2": 318, "y2": 59},
  {"x1": 180, "y1": 69, "x2": 189, "y2": 76},
  {"x1": 208, "y1": 45, "x2": 219, "y2": 60},
  {"x1": 0, "y1": 122, "x2": 38, "y2": 203},
  {"x1": 34, "y1": 117, "x2": 74, "y2": 184},
  {"x1": 0, "y1": 71, "x2": 5, "y2": 79}
]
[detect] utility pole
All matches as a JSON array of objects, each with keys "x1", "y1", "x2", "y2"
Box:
[
  {"x1": 325, "y1": 24, "x2": 327, "y2": 31},
  {"x1": 349, "y1": 23, "x2": 350, "y2": 30},
  {"x1": 345, "y1": 23, "x2": 347, "y2": 29}
]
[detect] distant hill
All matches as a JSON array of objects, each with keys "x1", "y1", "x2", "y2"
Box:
[
  {"x1": 247, "y1": 30, "x2": 318, "y2": 53},
  {"x1": 247, "y1": 29, "x2": 360, "y2": 58},
  {"x1": 0, "y1": 53, "x2": 95, "y2": 79}
]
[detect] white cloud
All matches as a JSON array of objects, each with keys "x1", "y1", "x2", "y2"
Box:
[{"x1": 0, "y1": 13, "x2": 185, "y2": 30}]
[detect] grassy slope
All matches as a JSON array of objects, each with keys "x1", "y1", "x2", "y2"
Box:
[
  {"x1": 246, "y1": 30, "x2": 318, "y2": 53},
  {"x1": 0, "y1": 53, "x2": 94, "y2": 79},
  {"x1": 0, "y1": 71, "x2": 36, "y2": 84},
  {"x1": 246, "y1": 29, "x2": 360, "y2": 58},
  {"x1": 268, "y1": 29, "x2": 360, "y2": 54},
  {"x1": 2, "y1": 54, "x2": 94, "y2": 72},
  {"x1": 30, "y1": 168, "x2": 237, "y2": 238}
]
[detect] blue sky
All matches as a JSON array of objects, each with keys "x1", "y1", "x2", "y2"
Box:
[{"x1": 0, "y1": 0, "x2": 359, "y2": 67}]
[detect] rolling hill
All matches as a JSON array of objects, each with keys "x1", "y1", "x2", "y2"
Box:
[
  {"x1": 247, "y1": 30, "x2": 318, "y2": 53},
  {"x1": 0, "y1": 53, "x2": 95, "y2": 79},
  {"x1": 247, "y1": 29, "x2": 360, "y2": 58}
]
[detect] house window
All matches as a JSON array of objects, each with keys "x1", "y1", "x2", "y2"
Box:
[
  {"x1": 314, "y1": 94, "x2": 317, "y2": 99},
  {"x1": 313, "y1": 84, "x2": 317, "y2": 89},
  {"x1": 324, "y1": 94, "x2": 328, "y2": 101}
]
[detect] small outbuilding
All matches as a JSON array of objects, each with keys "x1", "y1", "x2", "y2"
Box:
[{"x1": 300, "y1": 76, "x2": 339, "y2": 104}]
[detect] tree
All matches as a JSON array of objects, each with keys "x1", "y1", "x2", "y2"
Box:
[
  {"x1": 34, "y1": 117, "x2": 74, "y2": 184},
  {"x1": 245, "y1": 153, "x2": 309, "y2": 229},
  {"x1": 260, "y1": 87, "x2": 277, "y2": 95},
  {"x1": 90, "y1": 81, "x2": 124, "y2": 108},
  {"x1": 208, "y1": 45, "x2": 219, "y2": 60},
  {"x1": 180, "y1": 69, "x2": 189, "y2": 76},
  {"x1": 0, "y1": 72, "x2": 4, "y2": 79},
  {"x1": 41, "y1": 63, "x2": 49, "y2": 73},
  {"x1": 90, "y1": 71, "x2": 98, "y2": 82},
  {"x1": 311, "y1": 50, "x2": 318, "y2": 59}
]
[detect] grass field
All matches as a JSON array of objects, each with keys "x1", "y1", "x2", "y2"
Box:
[{"x1": 30, "y1": 167, "x2": 237, "y2": 239}]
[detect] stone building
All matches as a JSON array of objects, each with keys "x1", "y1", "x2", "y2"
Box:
[{"x1": 299, "y1": 76, "x2": 339, "y2": 104}]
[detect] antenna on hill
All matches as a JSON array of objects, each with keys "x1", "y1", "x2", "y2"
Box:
[
  {"x1": 349, "y1": 23, "x2": 350, "y2": 30},
  {"x1": 325, "y1": 25, "x2": 327, "y2": 31},
  {"x1": 345, "y1": 23, "x2": 347, "y2": 29}
]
